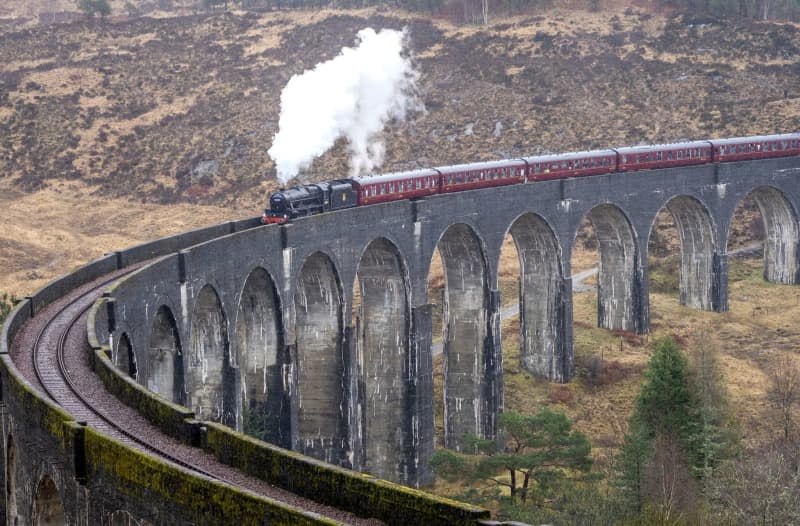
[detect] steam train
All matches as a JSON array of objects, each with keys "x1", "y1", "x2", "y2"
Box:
[{"x1": 262, "y1": 133, "x2": 800, "y2": 224}]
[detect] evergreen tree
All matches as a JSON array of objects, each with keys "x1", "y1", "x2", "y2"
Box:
[
  {"x1": 635, "y1": 337, "x2": 699, "y2": 441},
  {"x1": 614, "y1": 415, "x2": 652, "y2": 514},
  {"x1": 688, "y1": 327, "x2": 739, "y2": 477},
  {"x1": 430, "y1": 409, "x2": 593, "y2": 505}
]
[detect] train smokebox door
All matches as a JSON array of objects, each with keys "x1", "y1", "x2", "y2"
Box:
[{"x1": 329, "y1": 180, "x2": 358, "y2": 211}]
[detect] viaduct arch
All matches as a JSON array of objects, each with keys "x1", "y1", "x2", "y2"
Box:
[
  {"x1": 87, "y1": 158, "x2": 800, "y2": 486},
  {"x1": 0, "y1": 157, "x2": 798, "y2": 524}
]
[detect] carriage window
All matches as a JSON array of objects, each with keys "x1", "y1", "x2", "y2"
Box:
[
  {"x1": 677, "y1": 150, "x2": 683, "y2": 159},
  {"x1": 793, "y1": 140, "x2": 798, "y2": 148},
  {"x1": 783, "y1": 141, "x2": 789, "y2": 149},
  {"x1": 667, "y1": 151, "x2": 673, "y2": 160}
]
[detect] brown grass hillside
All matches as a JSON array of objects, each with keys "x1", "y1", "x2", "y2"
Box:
[
  {"x1": 2, "y1": 6, "x2": 800, "y2": 210},
  {"x1": 2, "y1": 3, "x2": 800, "y2": 498}
]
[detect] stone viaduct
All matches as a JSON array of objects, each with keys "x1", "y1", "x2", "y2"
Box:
[
  {"x1": 1, "y1": 155, "x2": 799, "y2": 523},
  {"x1": 98, "y1": 157, "x2": 800, "y2": 486}
]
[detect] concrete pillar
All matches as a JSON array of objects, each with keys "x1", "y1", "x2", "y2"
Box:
[
  {"x1": 483, "y1": 290, "x2": 502, "y2": 441},
  {"x1": 343, "y1": 325, "x2": 357, "y2": 471},
  {"x1": 712, "y1": 252, "x2": 729, "y2": 313},
  {"x1": 287, "y1": 343, "x2": 299, "y2": 452},
  {"x1": 633, "y1": 258, "x2": 650, "y2": 333},
  {"x1": 557, "y1": 277, "x2": 575, "y2": 382},
  {"x1": 407, "y1": 304, "x2": 434, "y2": 487},
  {"x1": 590, "y1": 204, "x2": 638, "y2": 332}
]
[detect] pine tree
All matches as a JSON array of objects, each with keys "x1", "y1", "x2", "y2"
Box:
[
  {"x1": 430, "y1": 409, "x2": 593, "y2": 505},
  {"x1": 615, "y1": 415, "x2": 652, "y2": 514},
  {"x1": 688, "y1": 326, "x2": 739, "y2": 477},
  {"x1": 615, "y1": 337, "x2": 702, "y2": 520},
  {"x1": 635, "y1": 337, "x2": 700, "y2": 444}
]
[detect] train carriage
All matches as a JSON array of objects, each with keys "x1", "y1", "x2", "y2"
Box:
[
  {"x1": 437, "y1": 159, "x2": 526, "y2": 193},
  {"x1": 351, "y1": 168, "x2": 441, "y2": 206},
  {"x1": 710, "y1": 133, "x2": 800, "y2": 163},
  {"x1": 615, "y1": 140, "x2": 712, "y2": 172},
  {"x1": 262, "y1": 132, "x2": 800, "y2": 226},
  {"x1": 523, "y1": 150, "x2": 617, "y2": 181}
]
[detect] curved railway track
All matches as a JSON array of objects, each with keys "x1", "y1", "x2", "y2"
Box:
[
  {"x1": 32, "y1": 286, "x2": 226, "y2": 483},
  {"x1": 13, "y1": 269, "x2": 382, "y2": 526}
]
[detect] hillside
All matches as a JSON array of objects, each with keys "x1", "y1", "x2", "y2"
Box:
[
  {"x1": 2, "y1": 6, "x2": 800, "y2": 210},
  {"x1": 2, "y1": 4, "x2": 800, "y2": 515}
]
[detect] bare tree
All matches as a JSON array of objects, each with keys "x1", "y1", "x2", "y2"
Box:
[
  {"x1": 644, "y1": 432, "x2": 697, "y2": 524},
  {"x1": 707, "y1": 441, "x2": 800, "y2": 524},
  {"x1": 767, "y1": 355, "x2": 800, "y2": 441}
]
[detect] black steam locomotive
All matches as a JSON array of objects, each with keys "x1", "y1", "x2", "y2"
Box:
[{"x1": 262, "y1": 180, "x2": 358, "y2": 224}]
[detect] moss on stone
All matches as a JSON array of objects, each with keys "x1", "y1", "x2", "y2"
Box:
[
  {"x1": 201, "y1": 422, "x2": 489, "y2": 525},
  {"x1": 82, "y1": 427, "x2": 338, "y2": 525},
  {"x1": 1, "y1": 357, "x2": 75, "y2": 449},
  {"x1": 93, "y1": 348, "x2": 198, "y2": 444}
]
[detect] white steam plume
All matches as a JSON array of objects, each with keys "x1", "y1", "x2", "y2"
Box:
[{"x1": 268, "y1": 27, "x2": 422, "y2": 184}]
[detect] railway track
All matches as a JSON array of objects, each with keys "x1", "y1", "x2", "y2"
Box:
[
  {"x1": 31, "y1": 282, "x2": 226, "y2": 483},
  {"x1": 14, "y1": 269, "x2": 382, "y2": 526}
]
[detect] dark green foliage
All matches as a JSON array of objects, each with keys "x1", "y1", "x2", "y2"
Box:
[
  {"x1": 431, "y1": 409, "x2": 593, "y2": 505},
  {"x1": 0, "y1": 293, "x2": 17, "y2": 324},
  {"x1": 77, "y1": 0, "x2": 111, "y2": 18},
  {"x1": 429, "y1": 448, "x2": 465, "y2": 481},
  {"x1": 500, "y1": 482, "x2": 622, "y2": 526},
  {"x1": 241, "y1": 401, "x2": 271, "y2": 442},
  {"x1": 688, "y1": 327, "x2": 740, "y2": 477},
  {"x1": 615, "y1": 336, "x2": 739, "y2": 520},
  {"x1": 614, "y1": 415, "x2": 652, "y2": 514},
  {"x1": 633, "y1": 336, "x2": 722, "y2": 476},
  {"x1": 635, "y1": 337, "x2": 699, "y2": 441}
]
